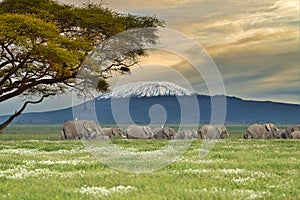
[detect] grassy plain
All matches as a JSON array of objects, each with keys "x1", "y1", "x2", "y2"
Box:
[{"x1": 0, "y1": 124, "x2": 299, "y2": 199}]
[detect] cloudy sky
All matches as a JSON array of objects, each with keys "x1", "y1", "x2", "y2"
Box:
[
  {"x1": 1, "y1": 0, "x2": 299, "y2": 115},
  {"x1": 105, "y1": 0, "x2": 300, "y2": 103}
]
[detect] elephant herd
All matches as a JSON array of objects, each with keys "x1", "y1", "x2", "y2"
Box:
[
  {"x1": 61, "y1": 120, "x2": 300, "y2": 140},
  {"x1": 244, "y1": 123, "x2": 300, "y2": 139},
  {"x1": 61, "y1": 120, "x2": 228, "y2": 140}
]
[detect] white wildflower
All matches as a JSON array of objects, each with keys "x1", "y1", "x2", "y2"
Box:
[
  {"x1": 218, "y1": 168, "x2": 245, "y2": 174},
  {"x1": 0, "y1": 148, "x2": 40, "y2": 156},
  {"x1": 232, "y1": 177, "x2": 256, "y2": 183},
  {"x1": 183, "y1": 168, "x2": 212, "y2": 173},
  {"x1": 0, "y1": 147, "x2": 88, "y2": 156},
  {"x1": 38, "y1": 159, "x2": 88, "y2": 165},
  {"x1": 211, "y1": 187, "x2": 226, "y2": 193},
  {"x1": 0, "y1": 167, "x2": 58, "y2": 179},
  {"x1": 232, "y1": 189, "x2": 269, "y2": 200},
  {"x1": 75, "y1": 185, "x2": 136, "y2": 197},
  {"x1": 186, "y1": 187, "x2": 226, "y2": 194}
]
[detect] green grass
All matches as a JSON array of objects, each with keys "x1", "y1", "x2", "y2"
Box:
[{"x1": 0, "y1": 125, "x2": 299, "y2": 199}]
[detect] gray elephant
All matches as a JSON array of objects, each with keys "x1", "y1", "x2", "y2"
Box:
[
  {"x1": 281, "y1": 125, "x2": 300, "y2": 139},
  {"x1": 290, "y1": 131, "x2": 300, "y2": 139},
  {"x1": 176, "y1": 130, "x2": 198, "y2": 139},
  {"x1": 265, "y1": 131, "x2": 276, "y2": 139},
  {"x1": 244, "y1": 123, "x2": 279, "y2": 139},
  {"x1": 199, "y1": 125, "x2": 229, "y2": 139},
  {"x1": 61, "y1": 120, "x2": 108, "y2": 140},
  {"x1": 153, "y1": 127, "x2": 162, "y2": 136},
  {"x1": 102, "y1": 128, "x2": 126, "y2": 139},
  {"x1": 126, "y1": 125, "x2": 154, "y2": 139},
  {"x1": 273, "y1": 129, "x2": 286, "y2": 139},
  {"x1": 152, "y1": 127, "x2": 176, "y2": 139}
]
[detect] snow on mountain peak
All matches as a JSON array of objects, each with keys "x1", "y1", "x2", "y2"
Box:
[{"x1": 98, "y1": 81, "x2": 194, "y2": 99}]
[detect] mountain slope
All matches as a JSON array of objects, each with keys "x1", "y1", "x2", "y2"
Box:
[
  {"x1": 0, "y1": 82, "x2": 299, "y2": 124},
  {"x1": 1, "y1": 95, "x2": 299, "y2": 124}
]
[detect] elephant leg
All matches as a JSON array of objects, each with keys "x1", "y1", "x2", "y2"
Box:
[
  {"x1": 244, "y1": 131, "x2": 250, "y2": 139},
  {"x1": 90, "y1": 132, "x2": 96, "y2": 139},
  {"x1": 78, "y1": 132, "x2": 83, "y2": 139},
  {"x1": 62, "y1": 129, "x2": 67, "y2": 140}
]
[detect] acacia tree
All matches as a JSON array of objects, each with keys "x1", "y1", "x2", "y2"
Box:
[{"x1": 0, "y1": 0, "x2": 164, "y2": 131}]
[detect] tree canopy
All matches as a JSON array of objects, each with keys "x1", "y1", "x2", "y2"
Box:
[{"x1": 0, "y1": 0, "x2": 164, "y2": 130}]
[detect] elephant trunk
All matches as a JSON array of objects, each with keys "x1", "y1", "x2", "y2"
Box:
[{"x1": 244, "y1": 131, "x2": 249, "y2": 139}]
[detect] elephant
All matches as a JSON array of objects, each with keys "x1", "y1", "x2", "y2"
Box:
[
  {"x1": 281, "y1": 125, "x2": 300, "y2": 139},
  {"x1": 244, "y1": 123, "x2": 279, "y2": 139},
  {"x1": 199, "y1": 125, "x2": 229, "y2": 139},
  {"x1": 152, "y1": 127, "x2": 176, "y2": 139},
  {"x1": 273, "y1": 129, "x2": 286, "y2": 139},
  {"x1": 126, "y1": 125, "x2": 154, "y2": 139},
  {"x1": 265, "y1": 131, "x2": 276, "y2": 139},
  {"x1": 61, "y1": 120, "x2": 108, "y2": 140},
  {"x1": 290, "y1": 131, "x2": 300, "y2": 139},
  {"x1": 102, "y1": 128, "x2": 126, "y2": 139},
  {"x1": 175, "y1": 130, "x2": 198, "y2": 139},
  {"x1": 153, "y1": 127, "x2": 162, "y2": 136}
]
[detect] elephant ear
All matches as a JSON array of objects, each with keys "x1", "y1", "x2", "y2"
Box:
[
  {"x1": 217, "y1": 126, "x2": 222, "y2": 133},
  {"x1": 83, "y1": 121, "x2": 92, "y2": 132},
  {"x1": 115, "y1": 128, "x2": 123, "y2": 136},
  {"x1": 143, "y1": 126, "x2": 150, "y2": 134},
  {"x1": 164, "y1": 128, "x2": 170, "y2": 135},
  {"x1": 163, "y1": 128, "x2": 171, "y2": 138},
  {"x1": 112, "y1": 128, "x2": 118, "y2": 136},
  {"x1": 265, "y1": 124, "x2": 271, "y2": 131}
]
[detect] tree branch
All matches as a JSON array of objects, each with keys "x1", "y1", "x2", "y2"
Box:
[
  {"x1": 0, "y1": 93, "x2": 55, "y2": 132},
  {"x1": 0, "y1": 75, "x2": 73, "y2": 102}
]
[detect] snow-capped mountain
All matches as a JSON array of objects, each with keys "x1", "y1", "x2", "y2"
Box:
[
  {"x1": 2, "y1": 92, "x2": 300, "y2": 124},
  {"x1": 99, "y1": 81, "x2": 194, "y2": 99},
  {"x1": 2, "y1": 83, "x2": 300, "y2": 125}
]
